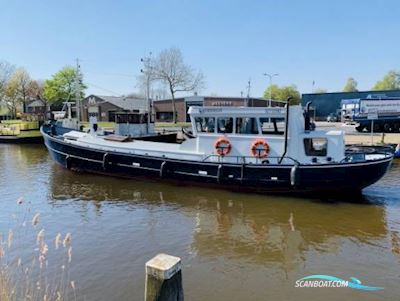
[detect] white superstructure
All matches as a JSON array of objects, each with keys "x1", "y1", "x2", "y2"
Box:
[{"x1": 59, "y1": 105, "x2": 346, "y2": 165}]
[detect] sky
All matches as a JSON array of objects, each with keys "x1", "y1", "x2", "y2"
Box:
[{"x1": 1, "y1": 0, "x2": 399, "y2": 98}]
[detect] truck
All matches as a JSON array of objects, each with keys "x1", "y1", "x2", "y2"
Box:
[{"x1": 341, "y1": 97, "x2": 400, "y2": 132}]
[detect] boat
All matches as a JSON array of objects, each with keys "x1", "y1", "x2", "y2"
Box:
[
  {"x1": 41, "y1": 99, "x2": 393, "y2": 195},
  {"x1": 395, "y1": 144, "x2": 400, "y2": 159},
  {"x1": 0, "y1": 120, "x2": 43, "y2": 144}
]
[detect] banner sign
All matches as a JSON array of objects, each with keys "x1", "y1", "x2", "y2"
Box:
[{"x1": 360, "y1": 99, "x2": 400, "y2": 115}]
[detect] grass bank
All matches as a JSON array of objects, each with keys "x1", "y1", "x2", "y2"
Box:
[
  {"x1": 17, "y1": 130, "x2": 42, "y2": 138},
  {"x1": 155, "y1": 122, "x2": 191, "y2": 128}
]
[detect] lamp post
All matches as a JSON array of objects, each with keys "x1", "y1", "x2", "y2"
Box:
[{"x1": 263, "y1": 73, "x2": 279, "y2": 107}]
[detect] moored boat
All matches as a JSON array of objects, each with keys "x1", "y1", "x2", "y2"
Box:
[
  {"x1": 395, "y1": 144, "x2": 400, "y2": 158},
  {"x1": 41, "y1": 99, "x2": 393, "y2": 195},
  {"x1": 0, "y1": 120, "x2": 43, "y2": 144}
]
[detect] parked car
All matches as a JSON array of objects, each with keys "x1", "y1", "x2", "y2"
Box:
[{"x1": 326, "y1": 113, "x2": 338, "y2": 122}]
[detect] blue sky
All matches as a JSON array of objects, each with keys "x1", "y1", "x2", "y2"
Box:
[{"x1": 1, "y1": 0, "x2": 399, "y2": 97}]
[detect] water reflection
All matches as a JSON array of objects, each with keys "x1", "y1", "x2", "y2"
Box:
[
  {"x1": 48, "y1": 163, "x2": 388, "y2": 269},
  {"x1": 0, "y1": 144, "x2": 47, "y2": 167}
]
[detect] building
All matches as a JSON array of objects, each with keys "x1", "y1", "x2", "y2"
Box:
[
  {"x1": 26, "y1": 98, "x2": 47, "y2": 114},
  {"x1": 153, "y1": 95, "x2": 285, "y2": 123},
  {"x1": 81, "y1": 95, "x2": 148, "y2": 122},
  {"x1": 301, "y1": 89, "x2": 400, "y2": 120}
]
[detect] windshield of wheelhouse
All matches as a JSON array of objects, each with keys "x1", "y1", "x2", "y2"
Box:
[{"x1": 260, "y1": 118, "x2": 284, "y2": 135}]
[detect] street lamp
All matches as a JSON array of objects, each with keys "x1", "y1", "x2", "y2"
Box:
[{"x1": 263, "y1": 73, "x2": 279, "y2": 107}]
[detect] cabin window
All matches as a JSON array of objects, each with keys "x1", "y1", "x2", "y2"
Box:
[
  {"x1": 217, "y1": 117, "x2": 233, "y2": 134},
  {"x1": 259, "y1": 118, "x2": 285, "y2": 135},
  {"x1": 236, "y1": 117, "x2": 259, "y2": 134},
  {"x1": 195, "y1": 117, "x2": 215, "y2": 133},
  {"x1": 304, "y1": 138, "x2": 328, "y2": 156},
  {"x1": 116, "y1": 114, "x2": 147, "y2": 124},
  {"x1": 143, "y1": 114, "x2": 149, "y2": 124},
  {"x1": 156, "y1": 112, "x2": 173, "y2": 122},
  {"x1": 128, "y1": 114, "x2": 140, "y2": 124},
  {"x1": 116, "y1": 114, "x2": 128, "y2": 123},
  {"x1": 108, "y1": 111, "x2": 116, "y2": 122}
]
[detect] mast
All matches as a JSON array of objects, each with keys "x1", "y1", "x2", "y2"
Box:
[
  {"x1": 141, "y1": 52, "x2": 153, "y2": 134},
  {"x1": 246, "y1": 78, "x2": 251, "y2": 107},
  {"x1": 75, "y1": 58, "x2": 81, "y2": 122}
]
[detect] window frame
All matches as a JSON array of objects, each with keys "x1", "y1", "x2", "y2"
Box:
[
  {"x1": 194, "y1": 116, "x2": 216, "y2": 134},
  {"x1": 303, "y1": 138, "x2": 328, "y2": 157},
  {"x1": 217, "y1": 117, "x2": 234, "y2": 134},
  {"x1": 235, "y1": 117, "x2": 260, "y2": 135},
  {"x1": 259, "y1": 117, "x2": 285, "y2": 135}
]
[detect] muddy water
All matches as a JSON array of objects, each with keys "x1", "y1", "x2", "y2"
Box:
[{"x1": 0, "y1": 144, "x2": 399, "y2": 300}]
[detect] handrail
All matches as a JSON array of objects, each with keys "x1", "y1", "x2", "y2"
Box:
[
  {"x1": 201, "y1": 154, "x2": 300, "y2": 165},
  {"x1": 340, "y1": 151, "x2": 393, "y2": 163}
]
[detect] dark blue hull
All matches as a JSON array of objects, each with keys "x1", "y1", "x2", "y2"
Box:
[
  {"x1": 395, "y1": 146, "x2": 400, "y2": 158},
  {"x1": 41, "y1": 126, "x2": 393, "y2": 195}
]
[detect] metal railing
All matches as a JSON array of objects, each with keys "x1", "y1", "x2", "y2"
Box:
[
  {"x1": 202, "y1": 154, "x2": 300, "y2": 165},
  {"x1": 341, "y1": 151, "x2": 393, "y2": 163}
]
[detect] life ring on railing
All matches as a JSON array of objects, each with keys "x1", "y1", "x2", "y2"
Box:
[
  {"x1": 251, "y1": 139, "x2": 270, "y2": 158},
  {"x1": 214, "y1": 137, "x2": 232, "y2": 156}
]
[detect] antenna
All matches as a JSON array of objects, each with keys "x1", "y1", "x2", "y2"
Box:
[{"x1": 246, "y1": 78, "x2": 251, "y2": 107}]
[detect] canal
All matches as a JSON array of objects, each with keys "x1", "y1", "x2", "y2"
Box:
[{"x1": 1, "y1": 144, "x2": 399, "y2": 300}]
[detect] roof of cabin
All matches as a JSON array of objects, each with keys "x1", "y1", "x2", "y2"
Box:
[
  {"x1": 27, "y1": 99, "x2": 46, "y2": 107},
  {"x1": 188, "y1": 106, "x2": 287, "y2": 117}
]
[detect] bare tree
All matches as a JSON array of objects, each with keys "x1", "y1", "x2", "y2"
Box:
[
  {"x1": 13, "y1": 68, "x2": 31, "y2": 110},
  {"x1": 28, "y1": 79, "x2": 49, "y2": 114},
  {"x1": 27, "y1": 79, "x2": 45, "y2": 99},
  {"x1": 136, "y1": 75, "x2": 169, "y2": 100},
  {"x1": 4, "y1": 68, "x2": 33, "y2": 117},
  {"x1": 152, "y1": 48, "x2": 205, "y2": 123},
  {"x1": 151, "y1": 84, "x2": 169, "y2": 100},
  {"x1": 4, "y1": 81, "x2": 20, "y2": 118},
  {"x1": 0, "y1": 61, "x2": 15, "y2": 102}
]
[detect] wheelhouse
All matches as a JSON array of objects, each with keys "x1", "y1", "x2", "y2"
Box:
[
  {"x1": 188, "y1": 106, "x2": 345, "y2": 164},
  {"x1": 115, "y1": 111, "x2": 155, "y2": 137},
  {"x1": 189, "y1": 107, "x2": 286, "y2": 136}
]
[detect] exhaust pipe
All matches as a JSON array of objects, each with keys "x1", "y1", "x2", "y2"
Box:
[
  {"x1": 279, "y1": 97, "x2": 292, "y2": 164},
  {"x1": 304, "y1": 101, "x2": 312, "y2": 131}
]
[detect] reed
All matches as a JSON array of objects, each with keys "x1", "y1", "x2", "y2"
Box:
[
  {"x1": 289, "y1": 213, "x2": 295, "y2": 231},
  {"x1": 0, "y1": 198, "x2": 77, "y2": 301}
]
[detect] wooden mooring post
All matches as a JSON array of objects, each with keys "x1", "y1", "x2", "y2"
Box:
[{"x1": 145, "y1": 253, "x2": 183, "y2": 301}]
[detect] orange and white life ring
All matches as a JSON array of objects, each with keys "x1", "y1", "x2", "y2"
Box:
[
  {"x1": 215, "y1": 137, "x2": 232, "y2": 156},
  {"x1": 251, "y1": 139, "x2": 270, "y2": 158}
]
